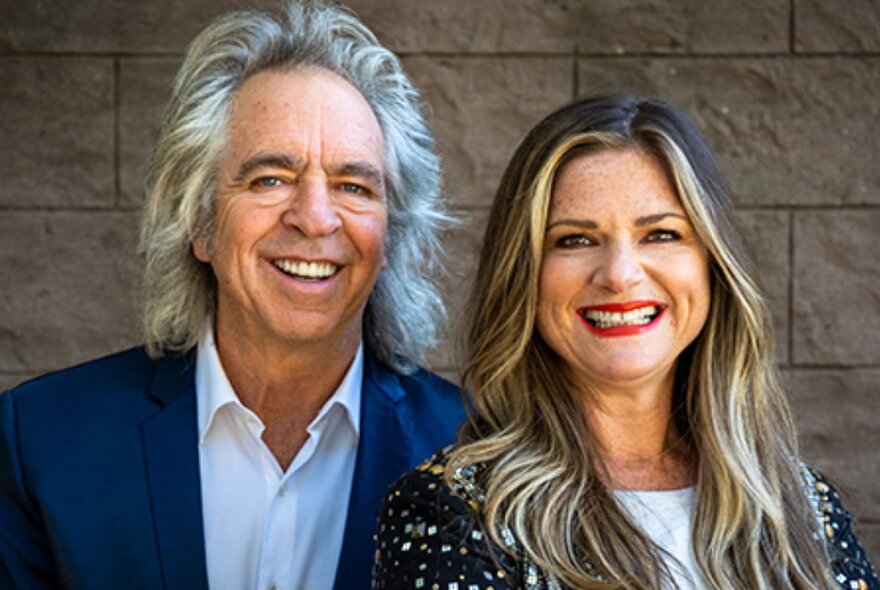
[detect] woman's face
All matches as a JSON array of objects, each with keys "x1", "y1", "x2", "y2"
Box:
[{"x1": 536, "y1": 148, "x2": 711, "y2": 396}]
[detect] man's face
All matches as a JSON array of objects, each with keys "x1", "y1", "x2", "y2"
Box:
[{"x1": 194, "y1": 67, "x2": 388, "y2": 355}]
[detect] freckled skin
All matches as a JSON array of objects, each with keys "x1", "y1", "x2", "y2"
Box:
[{"x1": 537, "y1": 148, "x2": 711, "y2": 400}]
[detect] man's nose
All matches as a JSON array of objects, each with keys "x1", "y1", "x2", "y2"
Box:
[
  {"x1": 590, "y1": 242, "x2": 646, "y2": 293},
  {"x1": 281, "y1": 180, "x2": 342, "y2": 237}
]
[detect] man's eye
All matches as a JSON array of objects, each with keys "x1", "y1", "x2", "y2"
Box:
[
  {"x1": 340, "y1": 182, "x2": 366, "y2": 195},
  {"x1": 645, "y1": 229, "x2": 681, "y2": 243},
  {"x1": 556, "y1": 234, "x2": 592, "y2": 248},
  {"x1": 252, "y1": 176, "x2": 284, "y2": 189}
]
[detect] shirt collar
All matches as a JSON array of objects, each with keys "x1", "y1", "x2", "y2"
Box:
[
  {"x1": 311, "y1": 341, "x2": 363, "y2": 438},
  {"x1": 195, "y1": 322, "x2": 363, "y2": 444}
]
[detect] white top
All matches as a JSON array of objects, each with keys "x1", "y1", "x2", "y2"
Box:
[
  {"x1": 613, "y1": 487, "x2": 704, "y2": 590},
  {"x1": 196, "y1": 325, "x2": 362, "y2": 590}
]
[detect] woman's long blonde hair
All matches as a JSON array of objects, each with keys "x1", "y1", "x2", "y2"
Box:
[{"x1": 448, "y1": 94, "x2": 832, "y2": 589}]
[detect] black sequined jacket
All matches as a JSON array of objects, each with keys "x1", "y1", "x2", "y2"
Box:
[{"x1": 373, "y1": 448, "x2": 878, "y2": 590}]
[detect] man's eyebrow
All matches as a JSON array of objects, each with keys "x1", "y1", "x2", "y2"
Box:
[
  {"x1": 231, "y1": 153, "x2": 304, "y2": 184},
  {"x1": 331, "y1": 161, "x2": 386, "y2": 191},
  {"x1": 634, "y1": 212, "x2": 688, "y2": 226}
]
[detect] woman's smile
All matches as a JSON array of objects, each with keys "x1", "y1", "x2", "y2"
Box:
[{"x1": 578, "y1": 299, "x2": 667, "y2": 336}]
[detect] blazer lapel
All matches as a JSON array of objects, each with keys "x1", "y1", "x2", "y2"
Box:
[
  {"x1": 141, "y1": 353, "x2": 209, "y2": 590},
  {"x1": 333, "y1": 352, "x2": 413, "y2": 590}
]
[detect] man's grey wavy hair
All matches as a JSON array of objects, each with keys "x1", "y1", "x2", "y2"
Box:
[{"x1": 139, "y1": 0, "x2": 450, "y2": 374}]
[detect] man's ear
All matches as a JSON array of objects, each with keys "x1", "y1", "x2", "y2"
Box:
[{"x1": 191, "y1": 232, "x2": 211, "y2": 263}]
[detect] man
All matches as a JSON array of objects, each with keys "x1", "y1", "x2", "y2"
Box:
[{"x1": 0, "y1": 2, "x2": 464, "y2": 589}]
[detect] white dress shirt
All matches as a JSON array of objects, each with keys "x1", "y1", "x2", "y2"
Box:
[
  {"x1": 614, "y1": 486, "x2": 705, "y2": 589},
  {"x1": 196, "y1": 326, "x2": 362, "y2": 590}
]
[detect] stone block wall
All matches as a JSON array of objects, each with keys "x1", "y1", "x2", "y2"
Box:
[{"x1": 2, "y1": 0, "x2": 879, "y2": 560}]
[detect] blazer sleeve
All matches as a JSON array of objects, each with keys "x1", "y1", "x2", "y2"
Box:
[
  {"x1": 0, "y1": 390, "x2": 58, "y2": 588},
  {"x1": 372, "y1": 464, "x2": 520, "y2": 590}
]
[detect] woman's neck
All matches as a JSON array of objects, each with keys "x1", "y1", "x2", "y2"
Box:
[{"x1": 578, "y1": 378, "x2": 696, "y2": 491}]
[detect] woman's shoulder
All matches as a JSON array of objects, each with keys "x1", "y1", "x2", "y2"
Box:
[
  {"x1": 392, "y1": 445, "x2": 485, "y2": 504},
  {"x1": 376, "y1": 445, "x2": 491, "y2": 552},
  {"x1": 802, "y1": 465, "x2": 879, "y2": 589},
  {"x1": 379, "y1": 446, "x2": 487, "y2": 528},
  {"x1": 374, "y1": 447, "x2": 524, "y2": 589}
]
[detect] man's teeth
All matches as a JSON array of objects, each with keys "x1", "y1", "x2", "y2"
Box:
[
  {"x1": 583, "y1": 306, "x2": 659, "y2": 329},
  {"x1": 273, "y1": 259, "x2": 337, "y2": 280}
]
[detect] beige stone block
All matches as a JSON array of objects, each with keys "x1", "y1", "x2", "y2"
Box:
[
  {"x1": 424, "y1": 208, "x2": 488, "y2": 373},
  {"x1": 734, "y1": 209, "x2": 790, "y2": 364},
  {"x1": 795, "y1": 0, "x2": 880, "y2": 52},
  {"x1": 0, "y1": 0, "x2": 791, "y2": 56},
  {"x1": 783, "y1": 369, "x2": 880, "y2": 523},
  {"x1": 576, "y1": 0, "x2": 787, "y2": 55},
  {"x1": 347, "y1": 0, "x2": 578, "y2": 53},
  {"x1": 578, "y1": 57, "x2": 880, "y2": 206},
  {"x1": 405, "y1": 56, "x2": 572, "y2": 210},
  {"x1": 792, "y1": 210, "x2": 880, "y2": 365},
  {"x1": 0, "y1": 0, "x2": 277, "y2": 53},
  {"x1": 119, "y1": 58, "x2": 182, "y2": 208},
  {"x1": 0, "y1": 57, "x2": 114, "y2": 208},
  {"x1": 0, "y1": 212, "x2": 141, "y2": 373},
  {"x1": 687, "y1": 0, "x2": 789, "y2": 53},
  {"x1": 576, "y1": 0, "x2": 689, "y2": 54}
]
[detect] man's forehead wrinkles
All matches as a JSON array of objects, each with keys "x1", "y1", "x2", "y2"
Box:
[{"x1": 228, "y1": 145, "x2": 385, "y2": 186}]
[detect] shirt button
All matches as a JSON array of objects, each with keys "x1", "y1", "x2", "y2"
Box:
[
  {"x1": 278, "y1": 485, "x2": 286, "y2": 496},
  {"x1": 267, "y1": 586, "x2": 277, "y2": 590}
]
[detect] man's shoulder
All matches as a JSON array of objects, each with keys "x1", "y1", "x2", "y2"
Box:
[
  {"x1": 4, "y1": 346, "x2": 163, "y2": 409},
  {"x1": 1, "y1": 346, "x2": 198, "y2": 452},
  {"x1": 398, "y1": 366, "x2": 461, "y2": 403},
  {"x1": 362, "y1": 355, "x2": 466, "y2": 451},
  {"x1": 363, "y1": 350, "x2": 461, "y2": 404},
  {"x1": 373, "y1": 361, "x2": 465, "y2": 418}
]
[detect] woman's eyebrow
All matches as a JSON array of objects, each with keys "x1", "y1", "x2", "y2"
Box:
[
  {"x1": 546, "y1": 212, "x2": 688, "y2": 231},
  {"x1": 546, "y1": 218, "x2": 599, "y2": 230},
  {"x1": 634, "y1": 212, "x2": 687, "y2": 226}
]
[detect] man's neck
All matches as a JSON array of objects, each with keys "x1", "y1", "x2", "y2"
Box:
[{"x1": 212, "y1": 323, "x2": 362, "y2": 470}]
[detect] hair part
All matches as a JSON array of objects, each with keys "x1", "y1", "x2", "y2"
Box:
[
  {"x1": 449, "y1": 94, "x2": 832, "y2": 589},
  {"x1": 140, "y1": 0, "x2": 450, "y2": 373}
]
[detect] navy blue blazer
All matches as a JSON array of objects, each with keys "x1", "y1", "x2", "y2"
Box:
[{"x1": 0, "y1": 346, "x2": 465, "y2": 589}]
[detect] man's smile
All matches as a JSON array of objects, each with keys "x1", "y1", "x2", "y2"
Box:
[{"x1": 272, "y1": 258, "x2": 339, "y2": 281}]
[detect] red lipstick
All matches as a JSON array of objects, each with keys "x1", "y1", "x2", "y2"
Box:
[{"x1": 578, "y1": 300, "x2": 666, "y2": 338}]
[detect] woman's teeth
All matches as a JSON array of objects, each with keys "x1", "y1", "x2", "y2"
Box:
[
  {"x1": 583, "y1": 306, "x2": 659, "y2": 329},
  {"x1": 273, "y1": 259, "x2": 337, "y2": 280}
]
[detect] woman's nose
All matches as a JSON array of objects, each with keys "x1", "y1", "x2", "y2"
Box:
[{"x1": 590, "y1": 242, "x2": 646, "y2": 293}]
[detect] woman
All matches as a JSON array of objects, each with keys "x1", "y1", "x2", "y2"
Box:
[{"x1": 372, "y1": 94, "x2": 878, "y2": 590}]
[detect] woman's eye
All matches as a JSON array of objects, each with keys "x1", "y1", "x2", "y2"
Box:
[
  {"x1": 556, "y1": 234, "x2": 592, "y2": 248},
  {"x1": 645, "y1": 229, "x2": 680, "y2": 243}
]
